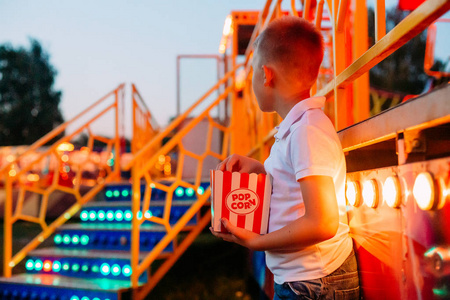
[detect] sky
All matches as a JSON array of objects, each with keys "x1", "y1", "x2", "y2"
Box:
[{"x1": 0, "y1": 0, "x2": 448, "y2": 138}]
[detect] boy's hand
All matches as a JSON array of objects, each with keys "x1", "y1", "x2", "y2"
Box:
[
  {"x1": 217, "y1": 154, "x2": 266, "y2": 174},
  {"x1": 210, "y1": 218, "x2": 262, "y2": 251}
]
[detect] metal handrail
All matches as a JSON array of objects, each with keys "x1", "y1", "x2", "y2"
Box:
[
  {"x1": 3, "y1": 84, "x2": 125, "y2": 277},
  {"x1": 128, "y1": 64, "x2": 243, "y2": 298},
  {"x1": 244, "y1": 0, "x2": 450, "y2": 159}
]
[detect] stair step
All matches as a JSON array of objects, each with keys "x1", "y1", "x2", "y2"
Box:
[
  {"x1": 102, "y1": 182, "x2": 210, "y2": 202},
  {"x1": 0, "y1": 273, "x2": 132, "y2": 300},
  {"x1": 77, "y1": 201, "x2": 199, "y2": 226},
  {"x1": 25, "y1": 248, "x2": 149, "y2": 282},
  {"x1": 53, "y1": 223, "x2": 175, "y2": 252}
]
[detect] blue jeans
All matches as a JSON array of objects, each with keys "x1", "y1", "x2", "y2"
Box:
[{"x1": 273, "y1": 250, "x2": 360, "y2": 300}]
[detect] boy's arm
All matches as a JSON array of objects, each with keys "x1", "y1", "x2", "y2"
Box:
[
  {"x1": 210, "y1": 175, "x2": 339, "y2": 251},
  {"x1": 217, "y1": 154, "x2": 266, "y2": 174}
]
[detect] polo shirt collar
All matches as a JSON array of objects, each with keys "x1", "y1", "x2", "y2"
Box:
[{"x1": 275, "y1": 96, "x2": 326, "y2": 139}]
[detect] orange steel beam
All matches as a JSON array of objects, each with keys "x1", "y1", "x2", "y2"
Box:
[
  {"x1": 375, "y1": 0, "x2": 386, "y2": 41},
  {"x1": 316, "y1": 0, "x2": 450, "y2": 100},
  {"x1": 124, "y1": 65, "x2": 242, "y2": 171},
  {"x1": 135, "y1": 210, "x2": 212, "y2": 299},
  {"x1": 0, "y1": 84, "x2": 124, "y2": 175}
]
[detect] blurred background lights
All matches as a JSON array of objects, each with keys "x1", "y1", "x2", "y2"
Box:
[
  {"x1": 346, "y1": 180, "x2": 361, "y2": 207},
  {"x1": 34, "y1": 259, "x2": 43, "y2": 271},
  {"x1": 363, "y1": 179, "x2": 379, "y2": 208},
  {"x1": 80, "y1": 210, "x2": 89, "y2": 221},
  {"x1": 175, "y1": 187, "x2": 184, "y2": 197},
  {"x1": 413, "y1": 172, "x2": 435, "y2": 210},
  {"x1": 100, "y1": 263, "x2": 110, "y2": 276},
  {"x1": 43, "y1": 260, "x2": 52, "y2": 272},
  {"x1": 97, "y1": 210, "x2": 106, "y2": 221},
  {"x1": 383, "y1": 176, "x2": 402, "y2": 208},
  {"x1": 52, "y1": 261, "x2": 62, "y2": 272},
  {"x1": 111, "y1": 264, "x2": 121, "y2": 276},
  {"x1": 25, "y1": 259, "x2": 34, "y2": 271},
  {"x1": 197, "y1": 186, "x2": 205, "y2": 195}
]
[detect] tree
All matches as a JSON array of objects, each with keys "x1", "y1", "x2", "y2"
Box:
[
  {"x1": 0, "y1": 39, "x2": 64, "y2": 146},
  {"x1": 368, "y1": 7, "x2": 430, "y2": 95}
]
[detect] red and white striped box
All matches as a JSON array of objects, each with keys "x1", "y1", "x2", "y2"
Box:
[{"x1": 210, "y1": 170, "x2": 271, "y2": 234}]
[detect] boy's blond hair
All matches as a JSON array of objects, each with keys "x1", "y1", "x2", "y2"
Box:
[{"x1": 253, "y1": 16, "x2": 324, "y2": 90}]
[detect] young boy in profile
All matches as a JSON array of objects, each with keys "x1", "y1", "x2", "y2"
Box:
[{"x1": 211, "y1": 16, "x2": 360, "y2": 299}]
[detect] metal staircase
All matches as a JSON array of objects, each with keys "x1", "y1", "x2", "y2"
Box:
[{"x1": 0, "y1": 62, "x2": 252, "y2": 299}]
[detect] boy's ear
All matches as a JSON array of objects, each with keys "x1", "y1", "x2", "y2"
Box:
[{"x1": 262, "y1": 65, "x2": 274, "y2": 87}]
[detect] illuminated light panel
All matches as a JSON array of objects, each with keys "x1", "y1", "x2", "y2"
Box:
[
  {"x1": 62, "y1": 263, "x2": 70, "y2": 271},
  {"x1": 106, "y1": 210, "x2": 115, "y2": 221},
  {"x1": 413, "y1": 172, "x2": 437, "y2": 210},
  {"x1": 124, "y1": 210, "x2": 133, "y2": 221},
  {"x1": 101, "y1": 263, "x2": 110, "y2": 275},
  {"x1": 81, "y1": 297, "x2": 90, "y2": 300},
  {"x1": 80, "y1": 210, "x2": 89, "y2": 221},
  {"x1": 97, "y1": 210, "x2": 106, "y2": 221},
  {"x1": 436, "y1": 177, "x2": 447, "y2": 210},
  {"x1": 186, "y1": 188, "x2": 195, "y2": 197},
  {"x1": 144, "y1": 210, "x2": 152, "y2": 218},
  {"x1": 113, "y1": 190, "x2": 120, "y2": 198},
  {"x1": 197, "y1": 186, "x2": 205, "y2": 195},
  {"x1": 105, "y1": 190, "x2": 113, "y2": 198},
  {"x1": 111, "y1": 264, "x2": 121, "y2": 276},
  {"x1": 54, "y1": 234, "x2": 63, "y2": 245},
  {"x1": 137, "y1": 211, "x2": 143, "y2": 220},
  {"x1": 71, "y1": 296, "x2": 80, "y2": 300},
  {"x1": 72, "y1": 234, "x2": 80, "y2": 245},
  {"x1": 115, "y1": 210, "x2": 124, "y2": 221},
  {"x1": 91, "y1": 265, "x2": 100, "y2": 273},
  {"x1": 383, "y1": 176, "x2": 402, "y2": 208},
  {"x1": 25, "y1": 259, "x2": 34, "y2": 271},
  {"x1": 72, "y1": 263, "x2": 80, "y2": 272},
  {"x1": 363, "y1": 179, "x2": 379, "y2": 208},
  {"x1": 63, "y1": 234, "x2": 71, "y2": 245},
  {"x1": 346, "y1": 180, "x2": 362, "y2": 207},
  {"x1": 89, "y1": 211, "x2": 97, "y2": 221},
  {"x1": 81, "y1": 264, "x2": 89, "y2": 272},
  {"x1": 175, "y1": 187, "x2": 184, "y2": 197},
  {"x1": 43, "y1": 260, "x2": 52, "y2": 272},
  {"x1": 80, "y1": 235, "x2": 90, "y2": 245},
  {"x1": 122, "y1": 264, "x2": 132, "y2": 277},
  {"x1": 53, "y1": 261, "x2": 62, "y2": 272},
  {"x1": 34, "y1": 259, "x2": 43, "y2": 271},
  {"x1": 122, "y1": 189, "x2": 129, "y2": 197}
]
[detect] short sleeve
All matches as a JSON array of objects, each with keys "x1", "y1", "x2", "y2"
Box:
[{"x1": 289, "y1": 123, "x2": 340, "y2": 181}]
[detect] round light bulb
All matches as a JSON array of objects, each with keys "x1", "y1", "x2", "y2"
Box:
[
  {"x1": 363, "y1": 179, "x2": 379, "y2": 208},
  {"x1": 413, "y1": 172, "x2": 436, "y2": 210},
  {"x1": 346, "y1": 180, "x2": 361, "y2": 207},
  {"x1": 383, "y1": 176, "x2": 401, "y2": 208}
]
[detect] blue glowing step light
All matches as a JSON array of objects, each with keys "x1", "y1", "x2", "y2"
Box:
[
  {"x1": 103, "y1": 182, "x2": 209, "y2": 202},
  {"x1": 53, "y1": 226, "x2": 174, "y2": 252},
  {"x1": 78, "y1": 203, "x2": 197, "y2": 226},
  {"x1": 25, "y1": 249, "x2": 148, "y2": 282},
  {"x1": 0, "y1": 274, "x2": 122, "y2": 300}
]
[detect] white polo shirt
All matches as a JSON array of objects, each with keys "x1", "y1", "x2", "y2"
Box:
[{"x1": 264, "y1": 96, "x2": 352, "y2": 284}]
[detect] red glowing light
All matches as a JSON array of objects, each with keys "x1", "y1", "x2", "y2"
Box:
[{"x1": 43, "y1": 260, "x2": 52, "y2": 272}]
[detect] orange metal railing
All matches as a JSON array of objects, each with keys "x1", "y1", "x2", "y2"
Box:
[
  {"x1": 131, "y1": 83, "x2": 160, "y2": 155},
  {"x1": 2, "y1": 84, "x2": 125, "y2": 277},
  {"x1": 124, "y1": 65, "x2": 244, "y2": 298},
  {"x1": 241, "y1": 0, "x2": 450, "y2": 159}
]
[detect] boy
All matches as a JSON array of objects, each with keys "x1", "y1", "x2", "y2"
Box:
[{"x1": 211, "y1": 16, "x2": 359, "y2": 299}]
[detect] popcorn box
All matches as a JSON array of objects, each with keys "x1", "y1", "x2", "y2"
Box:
[{"x1": 210, "y1": 170, "x2": 271, "y2": 234}]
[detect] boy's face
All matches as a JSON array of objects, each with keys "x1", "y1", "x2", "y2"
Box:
[{"x1": 251, "y1": 48, "x2": 273, "y2": 112}]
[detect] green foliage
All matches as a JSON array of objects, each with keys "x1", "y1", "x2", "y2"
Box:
[{"x1": 0, "y1": 39, "x2": 64, "y2": 146}]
